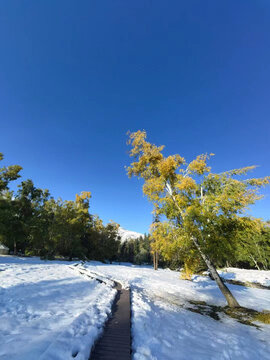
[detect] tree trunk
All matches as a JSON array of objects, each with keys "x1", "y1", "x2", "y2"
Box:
[
  {"x1": 165, "y1": 184, "x2": 240, "y2": 307},
  {"x1": 14, "y1": 240, "x2": 17, "y2": 255},
  {"x1": 255, "y1": 242, "x2": 268, "y2": 270},
  {"x1": 192, "y1": 236, "x2": 240, "y2": 308},
  {"x1": 250, "y1": 255, "x2": 261, "y2": 270},
  {"x1": 153, "y1": 251, "x2": 158, "y2": 270}
]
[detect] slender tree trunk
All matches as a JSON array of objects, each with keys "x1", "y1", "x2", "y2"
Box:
[
  {"x1": 14, "y1": 240, "x2": 17, "y2": 255},
  {"x1": 165, "y1": 183, "x2": 240, "y2": 307},
  {"x1": 255, "y1": 242, "x2": 268, "y2": 270},
  {"x1": 192, "y1": 236, "x2": 240, "y2": 308},
  {"x1": 153, "y1": 251, "x2": 158, "y2": 270},
  {"x1": 250, "y1": 255, "x2": 261, "y2": 271},
  {"x1": 262, "y1": 261, "x2": 268, "y2": 271}
]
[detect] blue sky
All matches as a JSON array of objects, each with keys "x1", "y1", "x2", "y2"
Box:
[{"x1": 0, "y1": 1, "x2": 269, "y2": 233}]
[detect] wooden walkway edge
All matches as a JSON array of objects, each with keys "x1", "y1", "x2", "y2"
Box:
[
  {"x1": 90, "y1": 282, "x2": 131, "y2": 360},
  {"x1": 69, "y1": 265, "x2": 132, "y2": 360}
]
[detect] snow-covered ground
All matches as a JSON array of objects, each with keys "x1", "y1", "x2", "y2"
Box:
[
  {"x1": 1, "y1": 256, "x2": 270, "y2": 360},
  {"x1": 84, "y1": 262, "x2": 270, "y2": 360},
  {"x1": 0, "y1": 256, "x2": 115, "y2": 360},
  {"x1": 218, "y1": 267, "x2": 270, "y2": 287}
]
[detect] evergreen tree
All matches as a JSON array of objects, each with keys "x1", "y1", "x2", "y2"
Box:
[{"x1": 0, "y1": 153, "x2": 23, "y2": 251}]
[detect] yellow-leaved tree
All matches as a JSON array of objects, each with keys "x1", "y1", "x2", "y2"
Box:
[{"x1": 127, "y1": 130, "x2": 270, "y2": 308}]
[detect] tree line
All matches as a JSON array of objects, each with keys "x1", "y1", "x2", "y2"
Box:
[
  {"x1": 0, "y1": 153, "x2": 123, "y2": 261},
  {"x1": 1, "y1": 147, "x2": 269, "y2": 285},
  {"x1": 0, "y1": 152, "x2": 158, "y2": 264}
]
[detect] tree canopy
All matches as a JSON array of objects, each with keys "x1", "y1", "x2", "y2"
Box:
[{"x1": 127, "y1": 130, "x2": 270, "y2": 307}]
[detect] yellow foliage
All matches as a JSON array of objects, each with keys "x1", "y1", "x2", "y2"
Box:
[
  {"x1": 158, "y1": 155, "x2": 185, "y2": 178},
  {"x1": 126, "y1": 130, "x2": 270, "y2": 269},
  {"x1": 223, "y1": 166, "x2": 257, "y2": 177},
  {"x1": 143, "y1": 178, "x2": 165, "y2": 200},
  {"x1": 176, "y1": 176, "x2": 197, "y2": 192},
  {"x1": 188, "y1": 154, "x2": 211, "y2": 175},
  {"x1": 93, "y1": 215, "x2": 103, "y2": 231},
  {"x1": 181, "y1": 252, "x2": 202, "y2": 280},
  {"x1": 81, "y1": 191, "x2": 91, "y2": 200},
  {"x1": 181, "y1": 263, "x2": 194, "y2": 280},
  {"x1": 127, "y1": 130, "x2": 164, "y2": 179},
  {"x1": 246, "y1": 177, "x2": 270, "y2": 187},
  {"x1": 253, "y1": 312, "x2": 270, "y2": 324},
  {"x1": 75, "y1": 191, "x2": 91, "y2": 203},
  {"x1": 174, "y1": 194, "x2": 189, "y2": 209}
]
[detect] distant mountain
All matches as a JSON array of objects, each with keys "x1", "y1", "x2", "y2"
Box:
[{"x1": 118, "y1": 227, "x2": 144, "y2": 243}]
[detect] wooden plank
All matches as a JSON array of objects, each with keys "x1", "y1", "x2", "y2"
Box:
[{"x1": 90, "y1": 286, "x2": 131, "y2": 360}]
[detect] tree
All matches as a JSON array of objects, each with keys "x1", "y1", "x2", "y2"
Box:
[
  {"x1": 101, "y1": 221, "x2": 121, "y2": 263},
  {"x1": 0, "y1": 190, "x2": 25, "y2": 253},
  {"x1": 0, "y1": 153, "x2": 23, "y2": 251},
  {"x1": 234, "y1": 218, "x2": 270, "y2": 270},
  {"x1": 127, "y1": 130, "x2": 270, "y2": 307},
  {"x1": 0, "y1": 151, "x2": 124, "y2": 262},
  {"x1": 0, "y1": 153, "x2": 22, "y2": 192},
  {"x1": 150, "y1": 215, "x2": 160, "y2": 270},
  {"x1": 52, "y1": 192, "x2": 91, "y2": 260},
  {"x1": 14, "y1": 180, "x2": 50, "y2": 254}
]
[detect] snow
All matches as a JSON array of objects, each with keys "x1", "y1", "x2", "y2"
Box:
[
  {"x1": 0, "y1": 256, "x2": 116, "y2": 360},
  {"x1": 83, "y1": 262, "x2": 270, "y2": 360},
  {"x1": 0, "y1": 243, "x2": 9, "y2": 250},
  {"x1": 131, "y1": 289, "x2": 269, "y2": 360},
  {"x1": 118, "y1": 227, "x2": 144, "y2": 243},
  {"x1": 218, "y1": 267, "x2": 270, "y2": 287},
  {"x1": 1, "y1": 256, "x2": 270, "y2": 360}
]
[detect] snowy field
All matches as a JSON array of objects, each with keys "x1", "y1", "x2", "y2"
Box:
[
  {"x1": 218, "y1": 267, "x2": 270, "y2": 287},
  {"x1": 84, "y1": 262, "x2": 270, "y2": 360},
  {"x1": 1, "y1": 256, "x2": 270, "y2": 360},
  {"x1": 0, "y1": 256, "x2": 115, "y2": 360}
]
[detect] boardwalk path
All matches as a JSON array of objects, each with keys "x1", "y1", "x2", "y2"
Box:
[
  {"x1": 69, "y1": 264, "x2": 131, "y2": 360},
  {"x1": 90, "y1": 281, "x2": 131, "y2": 360}
]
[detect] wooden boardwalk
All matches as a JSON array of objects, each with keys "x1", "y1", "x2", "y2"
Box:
[{"x1": 90, "y1": 282, "x2": 131, "y2": 360}]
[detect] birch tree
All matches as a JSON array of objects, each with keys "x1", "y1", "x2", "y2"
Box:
[{"x1": 127, "y1": 130, "x2": 270, "y2": 308}]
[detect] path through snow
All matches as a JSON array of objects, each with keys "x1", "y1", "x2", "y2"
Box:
[
  {"x1": 1, "y1": 257, "x2": 270, "y2": 360},
  {"x1": 84, "y1": 262, "x2": 270, "y2": 360},
  {"x1": 0, "y1": 257, "x2": 116, "y2": 360}
]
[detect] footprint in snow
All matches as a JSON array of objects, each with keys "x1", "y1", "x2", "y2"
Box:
[{"x1": 162, "y1": 339, "x2": 172, "y2": 347}]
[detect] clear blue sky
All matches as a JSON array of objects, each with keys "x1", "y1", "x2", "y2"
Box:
[{"x1": 0, "y1": 1, "x2": 269, "y2": 233}]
